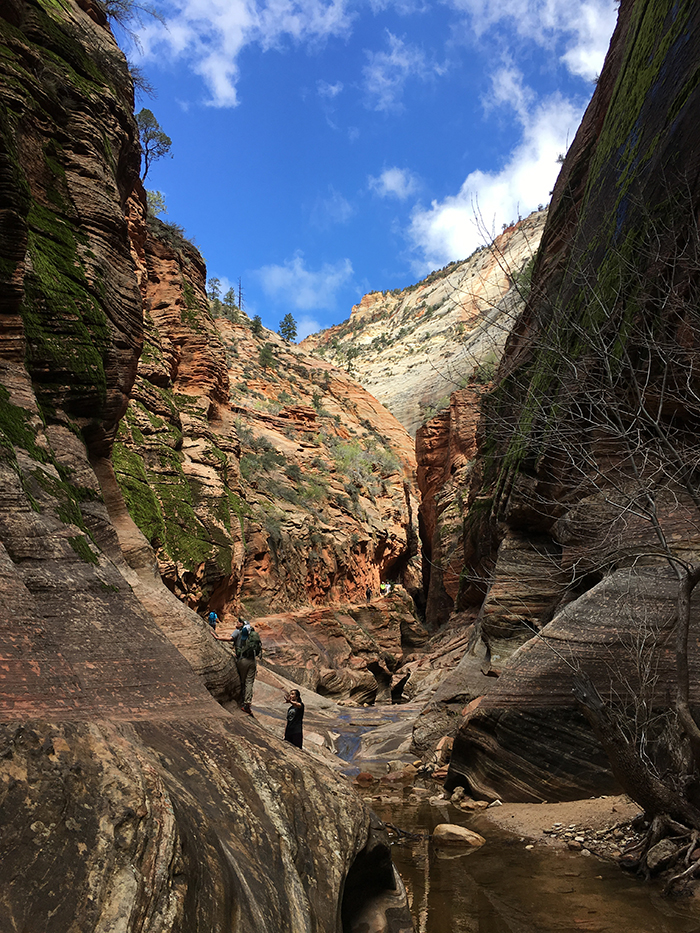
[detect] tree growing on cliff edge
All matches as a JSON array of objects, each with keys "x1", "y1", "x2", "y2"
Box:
[
  {"x1": 207, "y1": 277, "x2": 222, "y2": 316},
  {"x1": 146, "y1": 189, "x2": 167, "y2": 217},
  {"x1": 278, "y1": 313, "x2": 297, "y2": 343},
  {"x1": 136, "y1": 108, "x2": 172, "y2": 181},
  {"x1": 474, "y1": 190, "x2": 700, "y2": 888},
  {"x1": 223, "y1": 287, "x2": 240, "y2": 323}
]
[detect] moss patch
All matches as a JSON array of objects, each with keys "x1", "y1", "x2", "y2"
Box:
[
  {"x1": 68, "y1": 534, "x2": 98, "y2": 565},
  {"x1": 22, "y1": 200, "x2": 110, "y2": 417}
]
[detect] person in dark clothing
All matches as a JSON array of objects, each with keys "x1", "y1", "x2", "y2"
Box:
[{"x1": 283, "y1": 689, "x2": 304, "y2": 748}]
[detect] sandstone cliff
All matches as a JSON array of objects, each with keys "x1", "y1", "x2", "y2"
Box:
[
  {"x1": 417, "y1": 0, "x2": 700, "y2": 803},
  {"x1": 111, "y1": 212, "x2": 425, "y2": 702},
  {"x1": 302, "y1": 210, "x2": 546, "y2": 437},
  {"x1": 0, "y1": 2, "x2": 412, "y2": 929}
]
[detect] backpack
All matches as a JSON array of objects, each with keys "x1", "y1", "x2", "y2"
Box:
[
  {"x1": 240, "y1": 629, "x2": 262, "y2": 659},
  {"x1": 208, "y1": 611, "x2": 218, "y2": 627}
]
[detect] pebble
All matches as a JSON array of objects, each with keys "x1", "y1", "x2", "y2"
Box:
[{"x1": 539, "y1": 815, "x2": 644, "y2": 862}]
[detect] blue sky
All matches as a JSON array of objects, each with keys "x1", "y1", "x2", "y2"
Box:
[{"x1": 126, "y1": 0, "x2": 617, "y2": 339}]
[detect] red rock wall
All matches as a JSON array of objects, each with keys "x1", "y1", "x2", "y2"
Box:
[
  {"x1": 419, "y1": 0, "x2": 700, "y2": 801},
  {"x1": 0, "y1": 5, "x2": 412, "y2": 930},
  {"x1": 416, "y1": 387, "x2": 482, "y2": 626}
]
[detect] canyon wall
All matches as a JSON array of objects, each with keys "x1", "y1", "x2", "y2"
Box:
[
  {"x1": 113, "y1": 214, "x2": 425, "y2": 702},
  {"x1": 302, "y1": 210, "x2": 546, "y2": 437},
  {"x1": 0, "y1": 2, "x2": 412, "y2": 929},
  {"x1": 418, "y1": 0, "x2": 700, "y2": 802}
]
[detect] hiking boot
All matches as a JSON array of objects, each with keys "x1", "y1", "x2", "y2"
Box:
[{"x1": 241, "y1": 703, "x2": 252, "y2": 714}]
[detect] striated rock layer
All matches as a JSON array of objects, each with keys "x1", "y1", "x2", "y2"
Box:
[
  {"x1": 303, "y1": 211, "x2": 546, "y2": 437},
  {"x1": 0, "y1": 3, "x2": 413, "y2": 930},
  {"x1": 113, "y1": 220, "x2": 423, "y2": 632},
  {"x1": 415, "y1": 387, "x2": 484, "y2": 629},
  {"x1": 426, "y1": 0, "x2": 700, "y2": 802}
]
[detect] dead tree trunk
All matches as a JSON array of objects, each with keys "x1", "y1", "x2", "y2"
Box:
[{"x1": 573, "y1": 670, "x2": 700, "y2": 829}]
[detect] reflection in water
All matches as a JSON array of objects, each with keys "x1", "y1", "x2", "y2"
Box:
[
  {"x1": 372, "y1": 801, "x2": 700, "y2": 933},
  {"x1": 327, "y1": 705, "x2": 700, "y2": 931}
]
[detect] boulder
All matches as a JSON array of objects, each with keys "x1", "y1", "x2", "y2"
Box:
[
  {"x1": 433, "y1": 824, "x2": 486, "y2": 847},
  {"x1": 646, "y1": 839, "x2": 678, "y2": 874}
]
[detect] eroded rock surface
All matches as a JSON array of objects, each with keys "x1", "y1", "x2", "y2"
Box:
[
  {"x1": 419, "y1": 0, "x2": 700, "y2": 802},
  {"x1": 252, "y1": 590, "x2": 426, "y2": 705},
  {"x1": 303, "y1": 211, "x2": 546, "y2": 437},
  {"x1": 0, "y1": 3, "x2": 413, "y2": 929}
]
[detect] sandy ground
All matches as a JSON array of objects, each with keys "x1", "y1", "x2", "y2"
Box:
[{"x1": 481, "y1": 794, "x2": 641, "y2": 843}]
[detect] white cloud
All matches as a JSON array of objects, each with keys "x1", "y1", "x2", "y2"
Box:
[
  {"x1": 368, "y1": 0, "x2": 429, "y2": 12},
  {"x1": 362, "y1": 31, "x2": 434, "y2": 111},
  {"x1": 409, "y1": 78, "x2": 580, "y2": 270},
  {"x1": 317, "y1": 79, "x2": 344, "y2": 98},
  {"x1": 560, "y1": 2, "x2": 617, "y2": 80},
  {"x1": 297, "y1": 314, "x2": 322, "y2": 340},
  {"x1": 483, "y1": 63, "x2": 535, "y2": 120},
  {"x1": 368, "y1": 166, "x2": 419, "y2": 200},
  {"x1": 446, "y1": 0, "x2": 617, "y2": 82},
  {"x1": 138, "y1": 0, "x2": 353, "y2": 107},
  {"x1": 310, "y1": 186, "x2": 355, "y2": 228},
  {"x1": 255, "y1": 252, "x2": 354, "y2": 310}
]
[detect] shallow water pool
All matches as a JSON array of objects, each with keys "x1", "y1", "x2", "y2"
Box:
[{"x1": 370, "y1": 799, "x2": 700, "y2": 933}]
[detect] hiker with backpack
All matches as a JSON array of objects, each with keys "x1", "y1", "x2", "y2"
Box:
[{"x1": 214, "y1": 618, "x2": 262, "y2": 714}]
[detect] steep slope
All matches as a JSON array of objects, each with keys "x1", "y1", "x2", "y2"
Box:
[
  {"x1": 116, "y1": 218, "x2": 421, "y2": 616},
  {"x1": 111, "y1": 215, "x2": 425, "y2": 702},
  {"x1": 0, "y1": 2, "x2": 412, "y2": 929},
  {"x1": 418, "y1": 0, "x2": 700, "y2": 804},
  {"x1": 303, "y1": 210, "x2": 546, "y2": 436}
]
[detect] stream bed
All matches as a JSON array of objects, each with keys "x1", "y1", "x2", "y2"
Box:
[
  {"x1": 330, "y1": 706, "x2": 700, "y2": 932},
  {"x1": 370, "y1": 798, "x2": 700, "y2": 932}
]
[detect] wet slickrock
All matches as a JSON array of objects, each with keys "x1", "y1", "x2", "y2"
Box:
[{"x1": 0, "y1": 2, "x2": 412, "y2": 929}]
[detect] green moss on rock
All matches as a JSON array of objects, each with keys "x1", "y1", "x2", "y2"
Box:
[
  {"x1": 22, "y1": 201, "x2": 110, "y2": 416},
  {"x1": 68, "y1": 534, "x2": 99, "y2": 565},
  {"x1": 113, "y1": 441, "x2": 167, "y2": 547}
]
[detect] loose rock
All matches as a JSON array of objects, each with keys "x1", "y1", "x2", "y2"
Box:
[
  {"x1": 646, "y1": 839, "x2": 678, "y2": 873},
  {"x1": 433, "y1": 824, "x2": 486, "y2": 847}
]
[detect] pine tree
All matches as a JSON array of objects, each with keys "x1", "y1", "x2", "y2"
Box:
[
  {"x1": 223, "y1": 287, "x2": 239, "y2": 322},
  {"x1": 278, "y1": 313, "x2": 298, "y2": 343},
  {"x1": 259, "y1": 343, "x2": 275, "y2": 370},
  {"x1": 136, "y1": 109, "x2": 172, "y2": 181},
  {"x1": 207, "y1": 277, "x2": 222, "y2": 315}
]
